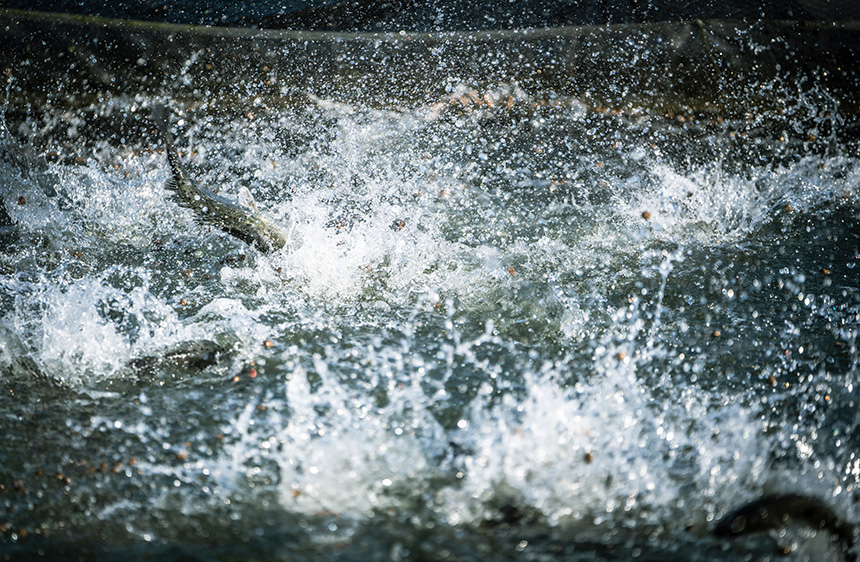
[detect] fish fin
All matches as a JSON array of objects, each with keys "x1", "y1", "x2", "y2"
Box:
[
  {"x1": 163, "y1": 177, "x2": 197, "y2": 211},
  {"x1": 237, "y1": 187, "x2": 258, "y2": 211}
]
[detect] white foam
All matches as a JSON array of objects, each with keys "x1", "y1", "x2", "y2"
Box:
[
  {"x1": 34, "y1": 278, "x2": 133, "y2": 385},
  {"x1": 2, "y1": 98, "x2": 857, "y2": 552}
]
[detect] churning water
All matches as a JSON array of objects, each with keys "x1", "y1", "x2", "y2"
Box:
[{"x1": 1, "y1": 66, "x2": 859, "y2": 560}]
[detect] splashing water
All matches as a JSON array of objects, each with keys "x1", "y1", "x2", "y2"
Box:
[{"x1": 1, "y1": 76, "x2": 859, "y2": 561}]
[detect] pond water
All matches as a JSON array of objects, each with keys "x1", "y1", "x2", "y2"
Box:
[{"x1": 1, "y1": 48, "x2": 859, "y2": 560}]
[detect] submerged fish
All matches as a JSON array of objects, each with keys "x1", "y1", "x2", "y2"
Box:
[
  {"x1": 714, "y1": 493, "x2": 856, "y2": 562},
  {"x1": 127, "y1": 339, "x2": 235, "y2": 379},
  {"x1": 152, "y1": 103, "x2": 288, "y2": 252}
]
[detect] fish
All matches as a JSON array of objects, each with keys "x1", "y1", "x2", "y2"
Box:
[
  {"x1": 714, "y1": 493, "x2": 856, "y2": 562},
  {"x1": 152, "y1": 103, "x2": 288, "y2": 253},
  {"x1": 127, "y1": 339, "x2": 235, "y2": 379}
]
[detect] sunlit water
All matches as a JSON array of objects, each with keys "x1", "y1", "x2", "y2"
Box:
[{"x1": 1, "y1": 85, "x2": 858, "y2": 561}]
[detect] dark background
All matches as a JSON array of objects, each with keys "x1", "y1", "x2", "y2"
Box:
[{"x1": 1, "y1": 0, "x2": 858, "y2": 30}]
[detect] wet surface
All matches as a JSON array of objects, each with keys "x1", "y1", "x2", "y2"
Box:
[{"x1": 1, "y1": 13, "x2": 860, "y2": 562}]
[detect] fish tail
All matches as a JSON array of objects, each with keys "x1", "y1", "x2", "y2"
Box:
[{"x1": 152, "y1": 102, "x2": 188, "y2": 188}]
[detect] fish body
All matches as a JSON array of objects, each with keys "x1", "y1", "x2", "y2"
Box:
[
  {"x1": 715, "y1": 493, "x2": 856, "y2": 562},
  {"x1": 128, "y1": 339, "x2": 235, "y2": 378},
  {"x1": 152, "y1": 104, "x2": 287, "y2": 253}
]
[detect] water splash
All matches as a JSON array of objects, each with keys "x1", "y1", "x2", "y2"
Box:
[{"x1": 1, "y1": 89, "x2": 858, "y2": 560}]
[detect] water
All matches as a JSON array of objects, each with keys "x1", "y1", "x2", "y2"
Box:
[
  {"x1": 1, "y1": 54, "x2": 859, "y2": 561},
  {"x1": 0, "y1": 0, "x2": 844, "y2": 29}
]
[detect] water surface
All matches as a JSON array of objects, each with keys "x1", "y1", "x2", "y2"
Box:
[{"x1": 1, "y1": 53, "x2": 859, "y2": 561}]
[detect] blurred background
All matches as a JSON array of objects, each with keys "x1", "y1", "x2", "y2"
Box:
[{"x1": 1, "y1": 0, "x2": 859, "y2": 30}]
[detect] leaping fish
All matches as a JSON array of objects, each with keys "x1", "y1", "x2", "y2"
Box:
[{"x1": 152, "y1": 103, "x2": 288, "y2": 253}]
